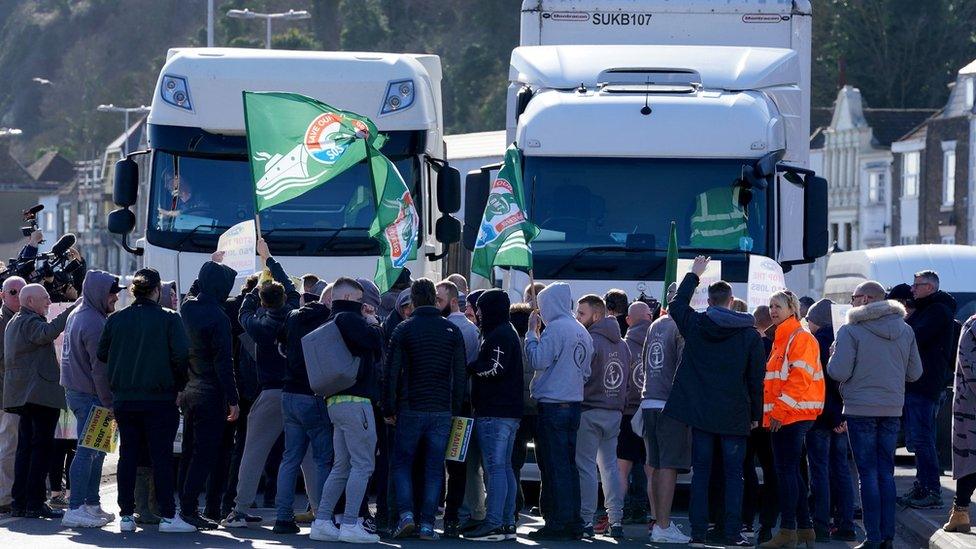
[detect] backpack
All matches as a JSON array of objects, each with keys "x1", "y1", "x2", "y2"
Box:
[{"x1": 301, "y1": 320, "x2": 360, "y2": 398}]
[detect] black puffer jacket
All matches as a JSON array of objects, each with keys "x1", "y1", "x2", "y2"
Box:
[
  {"x1": 280, "y1": 302, "x2": 331, "y2": 395},
  {"x1": 330, "y1": 300, "x2": 385, "y2": 401},
  {"x1": 238, "y1": 258, "x2": 300, "y2": 391},
  {"x1": 469, "y1": 290, "x2": 523, "y2": 419},
  {"x1": 907, "y1": 290, "x2": 958, "y2": 400},
  {"x1": 383, "y1": 306, "x2": 466, "y2": 416},
  {"x1": 182, "y1": 261, "x2": 239, "y2": 406}
]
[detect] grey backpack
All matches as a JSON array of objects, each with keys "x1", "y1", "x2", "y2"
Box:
[{"x1": 301, "y1": 320, "x2": 360, "y2": 398}]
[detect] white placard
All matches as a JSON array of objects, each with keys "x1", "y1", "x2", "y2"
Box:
[
  {"x1": 216, "y1": 220, "x2": 257, "y2": 277},
  {"x1": 831, "y1": 304, "x2": 852, "y2": 338},
  {"x1": 746, "y1": 255, "x2": 787, "y2": 311},
  {"x1": 676, "y1": 258, "x2": 722, "y2": 311},
  {"x1": 49, "y1": 302, "x2": 72, "y2": 364}
]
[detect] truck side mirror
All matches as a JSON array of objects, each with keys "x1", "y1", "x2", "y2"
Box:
[
  {"x1": 108, "y1": 208, "x2": 135, "y2": 235},
  {"x1": 463, "y1": 168, "x2": 492, "y2": 251},
  {"x1": 437, "y1": 166, "x2": 461, "y2": 214},
  {"x1": 435, "y1": 216, "x2": 461, "y2": 244},
  {"x1": 114, "y1": 157, "x2": 139, "y2": 207},
  {"x1": 803, "y1": 175, "x2": 829, "y2": 260}
]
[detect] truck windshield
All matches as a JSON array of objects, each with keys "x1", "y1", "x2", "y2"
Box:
[
  {"x1": 523, "y1": 156, "x2": 767, "y2": 280},
  {"x1": 147, "y1": 151, "x2": 420, "y2": 255}
]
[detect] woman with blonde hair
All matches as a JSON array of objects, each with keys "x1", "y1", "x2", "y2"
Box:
[{"x1": 760, "y1": 290, "x2": 825, "y2": 549}]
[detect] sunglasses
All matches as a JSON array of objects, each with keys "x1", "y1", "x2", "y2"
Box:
[{"x1": 5, "y1": 289, "x2": 16, "y2": 296}]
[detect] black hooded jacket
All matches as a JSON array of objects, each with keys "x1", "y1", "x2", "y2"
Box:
[
  {"x1": 907, "y1": 290, "x2": 958, "y2": 400},
  {"x1": 469, "y1": 290, "x2": 523, "y2": 419},
  {"x1": 280, "y1": 302, "x2": 331, "y2": 395},
  {"x1": 182, "y1": 261, "x2": 239, "y2": 406},
  {"x1": 663, "y1": 273, "x2": 766, "y2": 436},
  {"x1": 239, "y1": 258, "x2": 301, "y2": 390}
]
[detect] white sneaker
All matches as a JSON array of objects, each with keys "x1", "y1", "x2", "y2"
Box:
[
  {"x1": 159, "y1": 514, "x2": 197, "y2": 533},
  {"x1": 62, "y1": 507, "x2": 107, "y2": 528},
  {"x1": 651, "y1": 522, "x2": 692, "y2": 544},
  {"x1": 120, "y1": 514, "x2": 137, "y2": 532},
  {"x1": 310, "y1": 518, "x2": 340, "y2": 541},
  {"x1": 339, "y1": 520, "x2": 381, "y2": 544},
  {"x1": 83, "y1": 504, "x2": 115, "y2": 522}
]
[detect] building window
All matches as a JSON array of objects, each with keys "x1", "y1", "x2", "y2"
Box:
[
  {"x1": 830, "y1": 223, "x2": 839, "y2": 246},
  {"x1": 942, "y1": 235, "x2": 956, "y2": 244},
  {"x1": 901, "y1": 236, "x2": 917, "y2": 245},
  {"x1": 43, "y1": 211, "x2": 55, "y2": 232},
  {"x1": 942, "y1": 142, "x2": 956, "y2": 207},
  {"x1": 967, "y1": 77, "x2": 974, "y2": 109},
  {"x1": 902, "y1": 151, "x2": 920, "y2": 197},
  {"x1": 867, "y1": 171, "x2": 886, "y2": 204},
  {"x1": 87, "y1": 202, "x2": 98, "y2": 230},
  {"x1": 844, "y1": 223, "x2": 853, "y2": 250},
  {"x1": 61, "y1": 206, "x2": 71, "y2": 233}
]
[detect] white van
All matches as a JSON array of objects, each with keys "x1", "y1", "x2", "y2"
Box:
[{"x1": 824, "y1": 244, "x2": 976, "y2": 321}]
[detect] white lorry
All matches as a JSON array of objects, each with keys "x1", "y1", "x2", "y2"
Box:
[
  {"x1": 108, "y1": 48, "x2": 461, "y2": 294},
  {"x1": 463, "y1": 0, "x2": 828, "y2": 299}
]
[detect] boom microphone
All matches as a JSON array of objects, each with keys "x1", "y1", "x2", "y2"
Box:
[
  {"x1": 22, "y1": 204, "x2": 44, "y2": 217},
  {"x1": 51, "y1": 233, "x2": 76, "y2": 257}
]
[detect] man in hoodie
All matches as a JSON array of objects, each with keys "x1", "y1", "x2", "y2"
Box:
[
  {"x1": 178, "y1": 259, "x2": 240, "y2": 529},
  {"x1": 619, "y1": 301, "x2": 652, "y2": 526},
  {"x1": 902, "y1": 270, "x2": 957, "y2": 508},
  {"x1": 463, "y1": 289, "x2": 524, "y2": 542},
  {"x1": 642, "y1": 284, "x2": 692, "y2": 544},
  {"x1": 223, "y1": 239, "x2": 307, "y2": 532},
  {"x1": 575, "y1": 295, "x2": 631, "y2": 538},
  {"x1": 60, "y1": 271, "x2": 123, "y2": 528},
  {"x1": 804, "y1": 299, "x2": 856, "y2": 542},
  {"x1": 663, "y1": 256, "x2": 765, "y2": 547},
  {"x1": 525, "y1": 282, "x2": 593, "y2": 541},
  {"x1": 828, "y1": 280, "x2": 922, "y2": 548}
]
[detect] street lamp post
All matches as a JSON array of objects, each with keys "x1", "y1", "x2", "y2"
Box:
[
  {"x1": 225, "y1": 8, "x2": 311, "y2": 49},
  {"x1": 96, "y1": 104, "x2": 151, "y2": 155}
]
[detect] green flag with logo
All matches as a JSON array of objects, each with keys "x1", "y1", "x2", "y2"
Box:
[
  {"x1": 662, "y1": 221, "x2": 678, "y2": 305},
  {"x1": 243, "y1": 91, "x2": 380, "y2": 211},
  {"x1": 471, "y1": 145, "x2": 539, "y2": 279},
  {"x1": 243, "y1": 91, "x2": 417, "y2": 291}
]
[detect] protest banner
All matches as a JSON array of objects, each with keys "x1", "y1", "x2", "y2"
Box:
[
  {"x1": 831, "y1": 304, "x2": 852, "y2": 338},
  {"x1": 79, "y1": 405, "x2": 118, "y2": 453},
  {"x1": 445, "y1": 416, "x2": 474, "y2": 462},
  {"x1": 747, "y1": 255, "x2": 787, "y2": 311},
  {"x1": 676, "y1": 259, "x2": 722, "y2": 311},
  {"x1": 217, "y1": 220, "x2": 257, "y2": 277}
]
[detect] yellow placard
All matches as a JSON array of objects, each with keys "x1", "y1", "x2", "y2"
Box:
[
  {"x1": 79, "y1": 406, "x2": 118, "y2": 453},
  {"x1": 445, "y1": 416, "x2": 474, "y2": 462}
]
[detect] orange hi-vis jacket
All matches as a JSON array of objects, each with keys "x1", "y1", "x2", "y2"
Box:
[{"x1": 763, "y1": 316, "x2": 826, "y2": 427}]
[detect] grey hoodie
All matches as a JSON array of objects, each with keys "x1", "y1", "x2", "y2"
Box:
[
  {"x1": 827, "y1": 300, "x2": 923, "y2": 417},
  {"x1": 642, "y1": 315, "x2": 684, "y2": 403},
  {"x1": 584, "y1": 316, "x2": 631, "y2": 411},
  {"x1": 60, "y1": 270, "x2": 117, "y2": 407},
  {"x1": 526, "y1": 283, "x2": 593, "y2": 403},
  {"x1": 623, "y1": 319, "x2": 651, "y2": 414}
]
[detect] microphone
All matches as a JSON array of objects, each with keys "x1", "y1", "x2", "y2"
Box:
[
  {"x1": 51, "y1": 233, "x2": 76, "y2": 257},
  {"x1": 22, "y1": 204, "x2": 44, "y2": 217}
]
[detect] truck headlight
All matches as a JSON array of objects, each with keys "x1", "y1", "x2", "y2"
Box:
[
  {"x1": 161, "y1": 74, "x2": 193, "y2": 111},
  {"x1": 381, "y1": 79, "x2": 414, "y2": 115}
]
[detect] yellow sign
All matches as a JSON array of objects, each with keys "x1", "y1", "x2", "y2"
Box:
[
  {"x1": 445, "y1": 416, "x2": 474, "y2": 462},
  {"x1": 79, "y1": 406, "x2": 118, "y2": 453}
]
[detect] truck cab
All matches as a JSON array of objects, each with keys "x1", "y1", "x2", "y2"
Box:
[
  {"x1": 465, "y1": 0, "x2": 827, "y2": 298},
  {"x1": 109, "y1": 48, "x2": 460, "y2": 294}
]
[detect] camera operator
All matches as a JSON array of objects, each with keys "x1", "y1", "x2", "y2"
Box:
[{"x1": 19, "y1": 231, "x2": 43, "y2": 262}]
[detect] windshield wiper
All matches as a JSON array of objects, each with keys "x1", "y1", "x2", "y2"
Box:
[
  {"x1": 550, "y1": 246, "x2": 653, "y2": 278},
  {"x1": 174, "y1": 224, "x2": 230, "y2": 252},
  {"x1": 319, "y1": 227, "x2": 371, "y2": 252}
]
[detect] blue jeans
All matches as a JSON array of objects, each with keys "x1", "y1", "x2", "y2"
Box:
[
  {"x1": 392, "y1": 410, "x2": 452, "y2": 527},
  {"x1": 66, "y1": 390, "x2": 105, "y2": 509},
  {"x1": 476, "y1": 417, "x2": 519, "y2": 529},
  {"x1": 690, "y1": 429, "x2": 746, "y2": 540},
  {"x1": 276, "y1": 392, "x2": 333, "y2": 521},
  {"x1": 903, "y1": 392, "x2": 941, "y2": 493},
  {"x1": 847, "y1": 416, "x2": 899, "y2": 543},
  {"x1": 770, "y1": 421, "x2": 813, "y2": 530},
  {"x1": 806, "y1": 426, "x2": 855, "y2": 531},
  {"x1": 535, "y1": 402, "x2": 583, "y2": 534}
]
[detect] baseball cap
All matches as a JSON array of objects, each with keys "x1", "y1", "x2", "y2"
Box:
[{"x1": 109, "y1": 277, "x2": 125, "y2": 294}]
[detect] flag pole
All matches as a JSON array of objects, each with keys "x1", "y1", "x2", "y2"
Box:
[{"x1": 528, "y1": 268, "x2": 538, "y2": 308}]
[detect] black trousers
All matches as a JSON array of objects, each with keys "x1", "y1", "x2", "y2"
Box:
[
  {"x1": 12, "y1": 403, "x2": 60, "y2": 510},
  {"x1": 49, "y1": 438, "x2": 76, "y2": 492},
  {"x1": 956, "y1": 473, "x2": 976, "y2": 508},
  {"x1": 512, "y1": 414, "x2": 538, "y2": 517},
  {"x1": 179, "y1": 394, "x2": 227, "y2": 514},
  {"x1": 742, "y1": 428, "x2": 779, "y2": 530},
  {"x1": 207, "y1": 397, "x2": 252, "y2": 515},
  {"x1": 116, "y1": 401, "x2": 180, "y2": 518}
]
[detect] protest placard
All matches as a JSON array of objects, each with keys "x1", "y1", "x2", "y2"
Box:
[
  {"x1": 79, "y1": 405, "x2": 118, "y2": 453},
  {"x1": 676, "y1": 259, "x2": 722, "y2": 311},
  {"x1": 747, "y1": 255, "x2": 787, "y2": 311},
  {"x1": 217, "y1": 220, "x2": 257, "y2": 277},
  {"x1": 48, "y1": 302, "x2": 72, "y2": 364},
  {"x1": 831, "y1": 304, "x2": 852, "y2": 338},
  {"x1": 445, "y1": 416, "x2": 474, "y2": 462}
]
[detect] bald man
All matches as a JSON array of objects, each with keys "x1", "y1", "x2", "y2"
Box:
[
  {"x1": 619, "y1": 301, "x2": 653, "y2": 523},
  {"x1": 0, "y1": 276, "x2": 27, "y2": 513},
  {"x1": 850, "y1": 281, "x2": 886, "y2": 308},
  {"x1": 4, "y1": 283, "x2": 77, "y2": 517}
]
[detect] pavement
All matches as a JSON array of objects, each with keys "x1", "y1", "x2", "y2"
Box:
[{"x1": 893, "y1": 457, "x2": 976, "y2": 549}]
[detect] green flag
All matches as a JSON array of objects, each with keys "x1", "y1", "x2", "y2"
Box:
[
  {"x1": 471, "y1": 145, "x2": 539, "y2": 280},
  {"x1": 367, "y1": 143, "x2": 419, "y2": 293},
  {"x1": 243, "y1": 91, "x2": 380, "y2": 211},
  {"x1": 662, "y1": 221, "x2": 678, "y2": 305}
]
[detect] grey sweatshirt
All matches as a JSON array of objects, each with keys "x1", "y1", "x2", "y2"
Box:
[
  {"x1": 827, "y1": 300, "x2": 923, "y2": 417},
  {"x1": 642, "y1": 315, "x2": 684, "y2": 402},
  {"x1": 60, "y1": 271, "x2": 116, "y2": 407},
  {"x1": 584, "y1": 316, "x2": 631, "y2": 411},
  {"x1": 448, "y1": 311, "x2": 480, "y2": 366},
  {"x1": 623, "y1": 319, "x2": 651, "y2": 414},
  {"x1": 527, "y1": 283, "x2": 593, "y2": 404}
]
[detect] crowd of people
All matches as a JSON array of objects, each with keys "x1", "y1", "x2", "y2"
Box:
[{"x1": 1, "y1": 234, "x2": 974, "y2": 549}]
